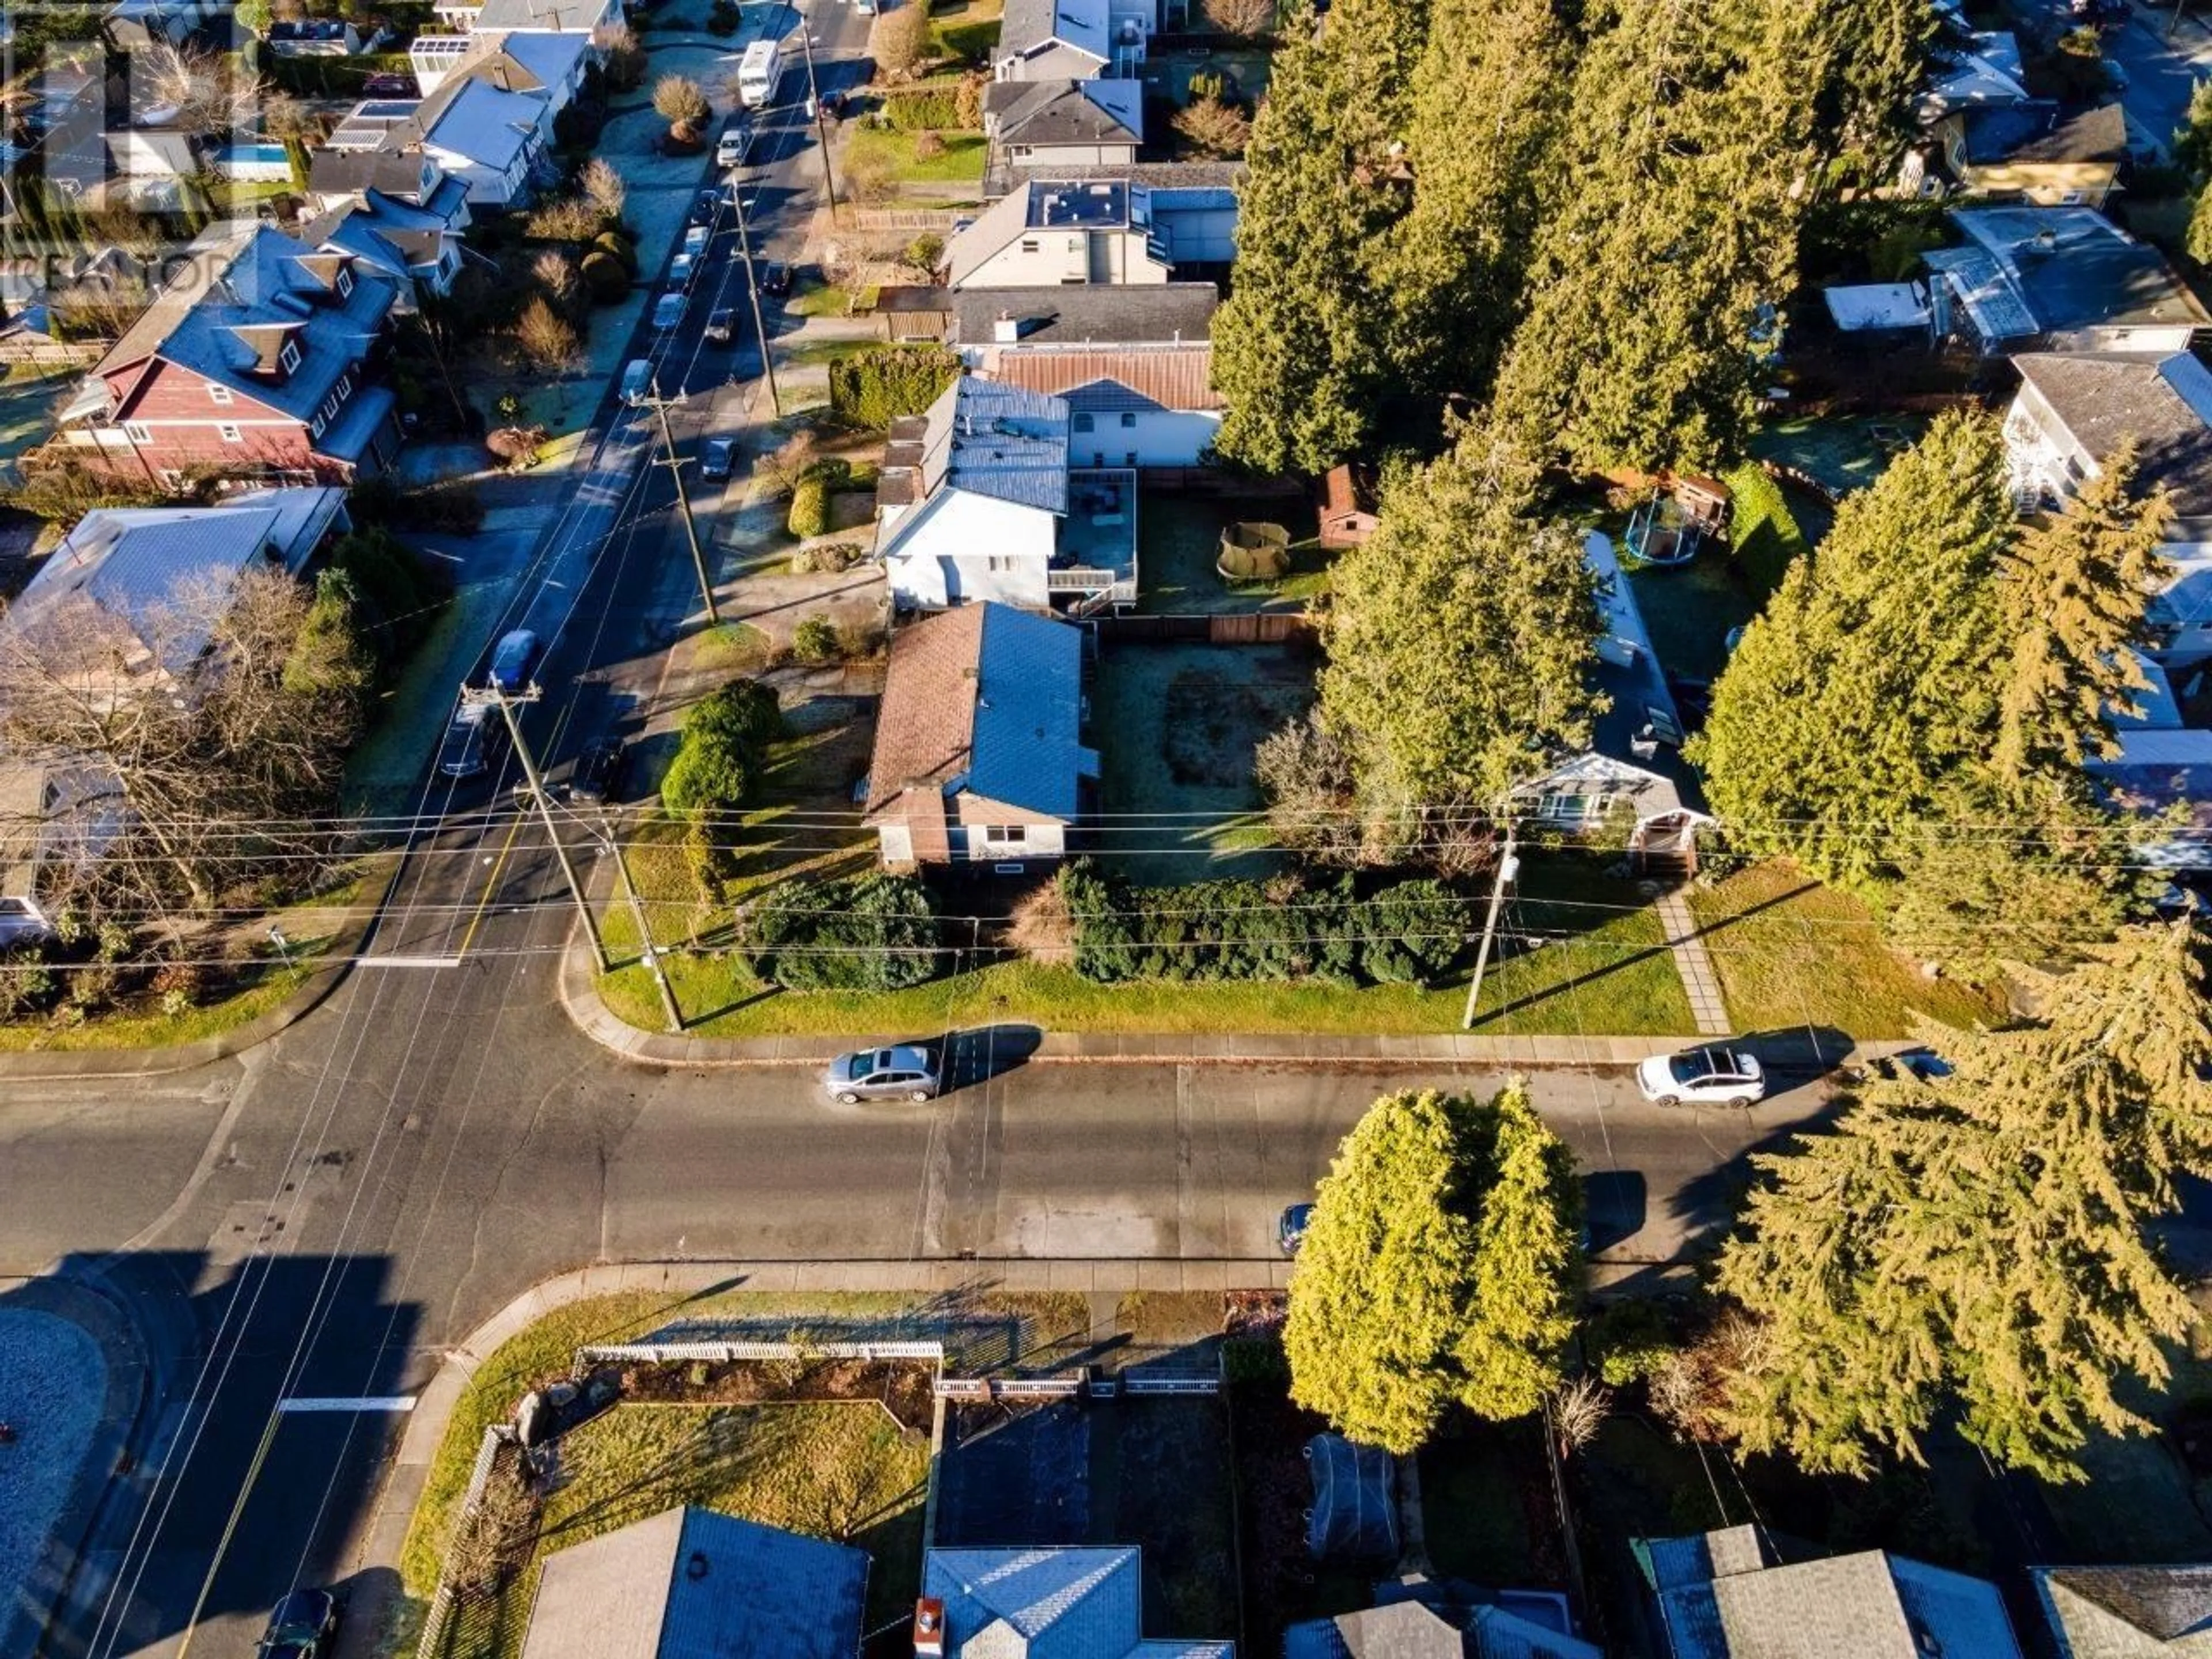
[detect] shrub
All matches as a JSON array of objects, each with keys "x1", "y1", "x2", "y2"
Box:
[
  {"x1": 954, "y1": 70, "x2": 985, "y2": 128},
  {"x1": 524, "y1": 194, "x2": 601, "y2": 242},
  {"x1": 1058, "y1": 861, "x2": 1469, "y2": 986},
  {"x1": 882, "y1": 83, "x2": 961, "y2": 130},
  {"x1": 579, "y1": 250, "x2": 630, "y2": 304},
  {"x1": 653, "y1": 74, "x2": 711, "y2": 129},
  {"x1": 828, "y1": 346, "x2": 961, "y2": 429},
  {"x1": 741, "y1": 874, "x2": 942, "y2": 990},
  {"x1": 661, "y1": 677, "x2": 784, "y2": 815},
  {"x1": 790, "y1": 615, "x2": 840, "y2": 662},
  {"x1": 707, "y1": 0, "x2": 740, "y2": 32},
  {"x1": 1588, "y1": 1298, "x2": 1679, "y2": 1388},
  {"x1": 789, "y1": 473, "x2": 831, "y2": 539},
  {"x1": 349, "y1": 474, "x2": 485, "y2": 534},
  {"x1": 592, "y1": 230, "x2": 638, "y2": 275},
  {"x1": 873, "y1": 0, "x2": 932, "y2": 78}
]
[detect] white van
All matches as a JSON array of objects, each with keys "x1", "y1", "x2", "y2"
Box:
[
  {"x1": 736, "y1": 39, "x2": 783, "y2": 108},
  {"x1": 620, "y1": 359, "x2": 653, "y2": 404}
]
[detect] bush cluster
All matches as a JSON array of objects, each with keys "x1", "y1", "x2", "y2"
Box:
[
  {"x1": 880, "y1": 81, "x2": 965, "y2": 130},
  {"x1": 828, "y1": 346, "x2": 961, "y2": 430},
  {"x1": 325, "y1": 527, "x2": 451, "y2": 673},
  {"x1": 789, "y1": 472, "x2": 830, "y2": 539},
  {"x1": 1058, "y1": 861, "x2": 1467, "y2": 986},
  {"x1": 740, "y1": 874, "x2": 942, "y2": 990},
  {"x1": 661, "y1": 678, "x2": 783, "y2": 817}
]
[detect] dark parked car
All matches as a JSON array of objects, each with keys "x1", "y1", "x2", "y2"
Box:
[
  {"x1": 489, "y1": 628, "x2": 541, "y2": 692},
  {"x1": 569, "y1": 736, "x2": 628, "y2": 805},
  {"x1": 689, "y1": 188, "x2": 721, "y2": 226},
  {"x1": 437, "y1": 702, "x2": 506, "y2": 779},
  {"x1": 705, "y1": 308, "x2": 737, "y2": 344},
  {"x1": 759, "y1": 259, "x2": 790, "y2": 296},
  {"x1": 362, "y1": 71, "x2": 417, "y2": 95},
  {"x1": 699, "y1": 435, "x2": 737, "y2": 480},
  {"x1": 1278, "y1": 1203, "x2": 1315, "y2": 1257},
  {"x1": 258, "y1": 1589, "x2": 338, "y2": 1659}
]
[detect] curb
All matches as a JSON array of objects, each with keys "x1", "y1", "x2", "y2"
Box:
[
  {"x1": 558, "y1": 929, "x2": 1907, "y2": 1074},
  {"x1": 0, "y1": 1268, "x2": 157, "y2": 1659},
  {"x1": 0, "y1": 854, "x2": 403, "y2": 1082}
]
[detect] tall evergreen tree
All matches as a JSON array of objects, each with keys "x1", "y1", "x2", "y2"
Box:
[
  {"x1": 1317, "y1": 425, "x2": 1604, "y2": 815},
  {"x1": 1209, "y1": 0, "x2": 1425, "y2": 472},
  {"x1": 1690, "y1": 412, "x2": 2016, "y2": 888},
  {"x1": 1716, "y1": 918, "x2": 2212, "y2": 1480},
  {"x1": 1286, "y1": 1085, "x2": 1581, "y2": 1453},
  {"x1": 1486, "y1": 0, "x2": 1831, "y2": 471}
]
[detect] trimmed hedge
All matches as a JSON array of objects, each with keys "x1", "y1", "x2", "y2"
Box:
[
  {"x1": 662, "y1": 677, "x2": 783, "y2": 815},
  {"x1": 828, "y1": 346, "x2": 961, "y2": 430},
  {"x1": 789, "y1": 473, "x2": 830, "y2": 539},
  {"x1": 741, "y1": 874, "x2": 943, "y2": 990},
  {"x1": 880, "y1": 82, "x2": 963, "y2": 130},
  {"x1": 1059, "y1": 861, "x2": 1467, "y2": 986}
]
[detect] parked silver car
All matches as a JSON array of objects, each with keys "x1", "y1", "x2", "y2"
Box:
[
  {"x1": 823, "y1": 1045, "x2": 940, "y2": 1103},
  {"x1": 1635, "y1": 1045, "x2": 1766, "y2": 1108}
]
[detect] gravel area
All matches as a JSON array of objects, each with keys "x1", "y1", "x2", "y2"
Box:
[{"x1": 0, "y1": 1309, "x2": 107, "y2": 1604}]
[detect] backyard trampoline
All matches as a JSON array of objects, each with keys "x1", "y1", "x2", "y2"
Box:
[{"x1": 1217, "y1": 521, "x2": 1291, "y2": 582}]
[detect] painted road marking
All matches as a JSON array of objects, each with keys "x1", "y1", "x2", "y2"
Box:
[{"x1": 275, "y1": 1396, "x2": 418, "y2": 1414}]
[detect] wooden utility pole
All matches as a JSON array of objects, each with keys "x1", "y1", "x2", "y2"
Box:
[
  {"x1": 796, "y1": 3, "x2": 839, "y2": 210},
  {"x1": 461, "y1": 683, "x2": 608, "y2": 972},
  {"x1": 639, "y1": 382, "x2": 721, "y2": 625},
  {"x1": 726, "y1": 167, "x2": 782, "y2": 416},
  {"x1": 1460, "y1": 818, "x2": 1520, "y2": 1030},
  {"x1": 602, "y1": 806, "x2": 683, "y2": 1031}
]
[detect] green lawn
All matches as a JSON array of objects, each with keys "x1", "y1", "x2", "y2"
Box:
[
  {"x1": 1626, "y1": 465, "x2": 1816, "y2": 683},
  {"x1": 931, "y1": 0, "x2": 1003, "y2": 60},
  {"x1": 599, "y1": 857, "x2": 1695, "y2": 1038},
  {"x1": 1748, "y1": 412, "x2": 1927, "y2": 501},
  {"x1": 786, "y1": 276, "x2": 864, "y2": 318},
  {"x1": 844, "y1": 126, "x2": 988, "y2": 184},
  {"x1": 1685, "y1": 861, "x2": 2009, "y2": 1040}
]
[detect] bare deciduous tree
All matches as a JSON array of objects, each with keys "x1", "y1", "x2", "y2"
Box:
[
  {"x1": 512, "y1": 296, "x2": 581, "y2": 373},
  {"x1": 139, "y1": 41, "x2": 267, "y2": 136},
  {"x1": 873, "y1": 2, "x2": 932, "y2": 79},
  {"x1": 754, "y1": 428, "x2": 819, "y2": 497},
  {"x1": 531, "y1": 248, "x2": 582, "y2": 313},
  {"x1": 0, "y1": 566, "x2": 363, "y2": 928},
  {"x1": 603, "y1": 23, "x2": 647, "y2": 90},
  {"x1": 1199, "y1": 0, "x2": 1275, "y2": 35},
  {"x1": 1172, "y1": 94, "x2": 1251, "y2": 158},
  {"x1": 1551, "y1": 1375, "x2": 1612, "y2": 1457},
  {"x1": 578, "y1": 156, "x2": 626, "y2": 224},
  {"x1": 652, "y1": 74, "x2": 711, "y2": 134}
]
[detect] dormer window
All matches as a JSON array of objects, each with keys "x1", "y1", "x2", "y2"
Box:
[
  {"x1": 279, "y1": 339, "x2": 301, "y2": 375},
  {"x1": 336, "y1": 266, "x2": 354, "y2": 299},
  {"x1": 207, "y1": 384, "x2": 233, "y2": 406}
]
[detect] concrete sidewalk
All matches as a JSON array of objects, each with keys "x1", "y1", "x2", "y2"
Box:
[{"x1": 558, "y1": 929, "x2": 1891, "y2": 1072}]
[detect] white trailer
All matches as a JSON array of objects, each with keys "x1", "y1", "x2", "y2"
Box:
[{"x1": 736, "y1": 39, "x2": 784, "y2": 108}]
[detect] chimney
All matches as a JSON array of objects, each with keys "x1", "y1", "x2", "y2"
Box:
[
  {"x1": 912, "y1": 1597, "x2": 946, "y2": 1658},
  {"x1": 994, "y1": 310, "x2": 1021, "y2": 343}
]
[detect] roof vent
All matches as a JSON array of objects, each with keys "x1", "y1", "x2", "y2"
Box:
[
  {"x1": 685, "y1": 1551, "x2": 710, "y2": 1581},
  {"x1": 994, "y1": 310, "x2": 1022, "y2": 343}
]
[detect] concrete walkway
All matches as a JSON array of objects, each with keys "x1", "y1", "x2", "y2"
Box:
[{"x1": 1654, "y1": 890, "x2": 1732, "y2": 1037}]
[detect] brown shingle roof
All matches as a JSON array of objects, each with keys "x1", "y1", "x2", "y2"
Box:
[
  {"x1": 984, "y1": 344, "x2": 1219, "y2": 411},
  {"x1": 864, "y1": 607, "x2": 984, "y2": 821}
]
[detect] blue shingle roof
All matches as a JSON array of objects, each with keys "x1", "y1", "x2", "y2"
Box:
[{"x1": 969, "y1": 603, "x2": 1092, "y2": 821}]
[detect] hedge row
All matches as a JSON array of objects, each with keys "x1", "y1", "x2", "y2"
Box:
[
  {"x1": 740, "y1": 874, "x2": 942, "y2": 991},
  {"x1": 829, "y1": 346, "x2": 962, "y2": 430},
  {"x1": 880, "y1": 82, "x2": 964, "y2": 130},
  {"x1": 1059, "y1": 862, "x2": 1469, "y2": 986}
]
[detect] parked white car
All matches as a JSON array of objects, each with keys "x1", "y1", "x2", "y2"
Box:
[{"x1": 1635, "y1": 1046, "x2": 1766, "y2": 1108}]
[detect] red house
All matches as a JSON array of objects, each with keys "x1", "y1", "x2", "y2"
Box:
[{"x1": 48, "y1": 224, "x2": 404, "y2": 489}]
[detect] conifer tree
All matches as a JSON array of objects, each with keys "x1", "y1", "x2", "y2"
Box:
[
  {"x1": 1287, "y1": 1085, "x2": 1581, "y2": 1453},
  {"x1": 1716, "y1": 918, "x2": 2212, "y2": 1481},
  {"x1": 1317, "y1": 426, "x2": 1603, "y2": 816}
]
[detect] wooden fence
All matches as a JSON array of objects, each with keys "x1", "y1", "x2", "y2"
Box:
[{"x1": 1094, "y1": 612, "x2": 1315, "y2": 645}]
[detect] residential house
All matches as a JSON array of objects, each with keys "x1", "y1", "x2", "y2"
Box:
[
  {"x1": 1634, "y1": 1525, "x2": 2024, "y2": 1659},
  {"x1": 2081, "y1": 647, "x2": 2212, "y2": 868},
  {"x1": 1511, "y1": 532, "x2": 1709, "y2": 876},
  {"x1": 517, "y1": 1506, "x2": 868, "y2": 1659},
  {"x1": 984, "y1": 78, "x2": 1143, "y2": 176},
  {"x1": 319, "y1": 100, "x2": 433, "y2": 157},
  {"x1": 1917, "y1": 101, "x2": 2127, "y2": 207},
  {"x1": 0, "y1": 486, "x2": 350, "y2": 930},
  {"x1": 1998, "y1": 353, "x2": 2212, "y2": 659},
  {"x1": 47, "y1": 223, "x2": 403, "y2": 486},
  {"x1": 862, "y1": 602, "x2": 1096, "y2": 869},
  {"x1": 1285, "y1": 1576, "x2": 1600, "y2": 1659},
  {"x1": 1925, "y1": 206, "x2": 2210, "y2": 355},
  {"x1": 428, "y1": 0, "x2": 624, "y2": 40},
  {"x1": 956, "y1": 283, "x2": 1223, "y2": 465},
  {"x1": 945, "y1": 177, "x2": 1238, "y2": 289},
  {"x1": 393, "y1": 74, "x2": 550, "y2": 205},
  {"x1": 268, "y1": 18, "x2": 366, "y2": 54},
  {"x1": 416, "y1": 29, "x2": 592, "y2": 132},
  {"x1": 875, "y1": 374, "x2": 1138, "y2": 612},
  {"x1": 994, "y1": 0, "x2": 1116, "y2": 81},
  {"x1": 1916, "y1": 31, "x2": 2030, "y2": 122},
  {"x1": 101, "y1": 0, "x2": 219, "y2": 50},
  {"x1": 304, "y1": 186, "x2": 473, "y2": 307},
  {"x1": 919, "y1": 1546, "x2": 1230, "y2": 1657},
  {"x1": 1317, "y1": 463, "x2": 1380, "y2": 548},
  {"x1": 2031, "y1": 1563, "x2": 2212, "y2": 1656},
  {"x1": 306, "y1": 149, "x2": 456, "y2": 213}
]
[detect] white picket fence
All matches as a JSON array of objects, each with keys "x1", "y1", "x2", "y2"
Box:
[
  {"x1": 415, "y1": 1425, "x2": 514, "y2": 1659},
  {"x1": 574, "y1": 1338, "x2": 946, "y2": 1369}
]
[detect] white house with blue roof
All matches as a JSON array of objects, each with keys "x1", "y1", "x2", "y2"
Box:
[
  {"x1": 876, "y1": 375, "x2": 1138, "y2": 613},
  {"x1": 920, "y1": 1545, "x2": 1231, "y2": 1658},
  {"x1": 518, "y1": 1505, "x2": 868, "y2": 1659},
  {"x1": 864, "y1": 601, "x2": 1096, "y2": 868}
]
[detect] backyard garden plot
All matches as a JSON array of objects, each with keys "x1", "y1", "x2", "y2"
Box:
[
  {"x1": 1138, "y1": 495, "x2": 1330, "y2": 615},
  {"x1": 1093, "y1": 638, "x2": 1315, "y2": 885}
]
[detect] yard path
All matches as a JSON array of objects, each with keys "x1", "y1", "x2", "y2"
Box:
[{"x1": 1654, "y1": 890, "x2": 1731, "y2": 1036}]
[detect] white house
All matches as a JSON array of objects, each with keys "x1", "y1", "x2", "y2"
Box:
[
  {"x1": 267, "y1": 18, "x2": 366, "y2": 54},
  {"x1": 994, "y1": 0, "x2": 1118, "y2": 80},
  {"x1": 399, "y1": 75, "x2": 547, "y2": 205},
  {"x1": 1513, "y1": 532, "x2": 1709, "y2": 876},
  {"x1": 946, "y1": 176, "x2": 1237, "y2": 289},
  {"x1": 414, "y1": 29, "x2": 590, "y2": 128},
  {"x1": 1925, "y1": 206, "x2": 2210, "y2": 356},
  {"x1": 984, "y1": 77, "x2": 1143, "y2": 173},
  {"x1": 875, "y1": 375, "x2": 1137, "y2": 612},
  {"x1": 980, "y1": 346, "x2": 1220, "y2": 466},
  {"x1": 862, "y1": 602, "x2": 1096, "y2": 870}
]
